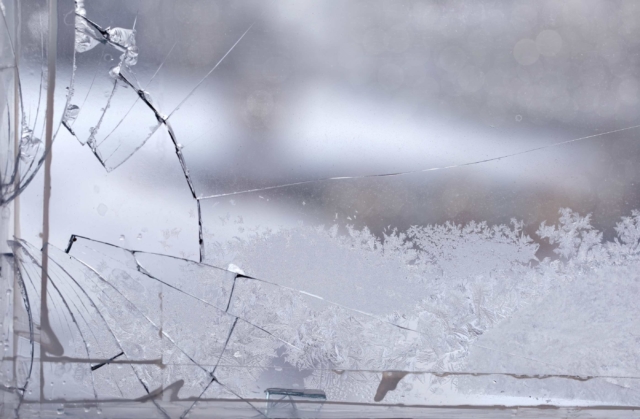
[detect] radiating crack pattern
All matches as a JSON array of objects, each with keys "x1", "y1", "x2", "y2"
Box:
[
  {"x1": 0, "y1": 2, "x2": 74, "y2": 205},
  {"x1": 3, "y1": 2, "x2": 640, "y2": 417},
  {"x1": 3, "y1": 206, "x2": 640, "y2": 416},
  {"x1": 62, "y1": 6, "x2": 255, "y2": 262}
]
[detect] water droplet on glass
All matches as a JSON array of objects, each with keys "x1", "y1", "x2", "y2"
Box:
[
  {"x1": 119, "y1": 235, "x2": 125, "y2": 241},
  {"x1": 97, "y1": 203, "x2": 108, "y2": 216}
]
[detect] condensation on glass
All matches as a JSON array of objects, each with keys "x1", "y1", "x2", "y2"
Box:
[{"x1": 1, "y1": 1, "x2": 640, "y2": 418}]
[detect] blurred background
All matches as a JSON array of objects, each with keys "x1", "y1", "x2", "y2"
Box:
[{"x1": 12, "y1": 0, "x2": 640, "y2": 261}]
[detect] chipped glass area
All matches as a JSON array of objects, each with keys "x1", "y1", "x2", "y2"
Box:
[{"x1": 2, "y1": 1, "x2": 640, "y2": 418}]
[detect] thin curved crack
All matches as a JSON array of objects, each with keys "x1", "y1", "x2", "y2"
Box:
[
  {"x1": 69, "y1": 13, "x2": 253, "y2": 202},
  {"x1": 15, "y1": 242, "x2": 102, "y2": 400},
  {"x1": 68, "y1": 233, "x2": 623, "y2": 383},
  {"x1": 197, "y1": 123, "x2": 640, "y2": 200},
  {"x1": 133, "y1": 263, "x2": 303, "y2": 352},
  {"x1": 14, "y1": 239, "x2": 172, "y2": 417},
  {"x1": 0, "y1": 7, "x2": 53, "y2": 205},
  {"x1": 5, "y1": 252, "x2": 34, "y2": 403},
  {"x1": 64, "y1": 234, "x2": 461, "y2": 338},
  {"x1": 178, "y1": 318, "x2": 268, "y2": 419},
  {"x1": 64, "y1": 234, "x2": 581, "y2": 378},
  {"x1": 166, "y1": 24, "x2": 255, "y2": 119},
  {"x1": 69, "y1": 254, "x2": 212, "y2": 376},
  {"x1": 67, "y1": 235, "x2": 305, "y2": 352},
  {"x1": 12, "y1": 233, "x2": 640, "y2": 412},
  {"x1": 96, "y1": 42, "x2": 177, "y2": 148},
  {"x1": 13, "y1": 238, "x2": 266, "y2": 416},
  {"x1": 101, "y1": 24, "x2": 255, "y2": 186},
  {"x1": 68, "y1": 233, "x2": 418, "y2": 339},
  {"x1": 19, "y1": 232, "x2": 634, "y2": 411}
]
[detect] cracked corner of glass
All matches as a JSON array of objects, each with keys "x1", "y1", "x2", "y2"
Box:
[{"x1": 2, "y1": 1, "x2": 640, "y2": 418}]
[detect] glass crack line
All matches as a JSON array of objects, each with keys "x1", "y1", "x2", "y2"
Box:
[{"x1": 196, "y1": 123, "x2": 640, "y2": 200}]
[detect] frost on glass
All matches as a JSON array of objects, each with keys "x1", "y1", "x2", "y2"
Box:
[
  {"x1": 3, "y1": 0, "x2": 640, "y2": 418},
  {"x1": 3, "y1": 210, "x2": 640, "y2": 416}
]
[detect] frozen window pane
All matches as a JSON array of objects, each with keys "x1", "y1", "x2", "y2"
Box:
[{"x1": 2, "y1": 1, "x2": 640, "y2": 418}]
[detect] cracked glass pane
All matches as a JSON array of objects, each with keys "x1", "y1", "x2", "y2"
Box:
[
  {"x1": 0, "y1": 0, "x2": 73, "y2": 206},
  {"x1": 2, "y1": 1, "x2": 640, "y2": 418}
]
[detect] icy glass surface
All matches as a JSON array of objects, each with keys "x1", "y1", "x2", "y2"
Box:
[{"x1": 2, "y1": 1, "x2": 640, "y2": 418}]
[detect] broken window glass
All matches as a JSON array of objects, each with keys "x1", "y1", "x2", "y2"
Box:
[
  {"x1": 2, "y1": 1, "x2": 640, "y2": 418},
  {"x1": 0, "y1": 0, "x2": 73, "y2": 206}
]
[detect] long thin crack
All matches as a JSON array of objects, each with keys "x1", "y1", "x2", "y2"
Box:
[
  {"x1": 69, "y1": 254, "x2": 212, "y2": 376},
  {"x1": 63, "y1": 234, "x2": 600, "y2": 380},
  {"x1": 225, "y1": 276, "x2": 237, "y2": 313},
  {"x1": 5, "y1": 253, "x2": 34, "y2": 405},
  {"x1": 0, "y1": 6, "x2": 50, "y2": 205},
  {"x1": 70, "y1": 14, "x2": 254, "y2": 206},
  {"x1": 71, "y1": 13, "x2": 139, "y2": 166},
  {"x1": 197, "y1": 200, "x2": 204, "y2": 262},
  {"x1": 67, "y1": 233, "x2": 411, "y2": 348},
  {"x1": 20, "y1": 237, "x2": 267, "y2": 417},
  {"x1": 49, "y1": 242, "x2": 270, "y2": 419},
  {"x1": 27, "y1": 241, "x2": 172, "y2": 418},
  {"x1": 115, "y1": 244, "x2": 302, "y2": 352},
  {"x1": 13, "y1": 239, "x2": 177, "y2": 417},
  {"x1": 69, "y1": 234, "x2": 627, "y2": 382},
  {"x1": 11, "y1": 235, "x2": 639, "y2": 413},
  {"x1": 65, "y1": 234, "x2": 463, "y2": 337},
  {"x1": 16, "y1": 242, "x2": 110, "y2": 400},
  {"x1": 197, "y1": 124, "x2": 640, "y2": 200},
  {"x1": 179, "y1": 319, "x2": 245, "y2": 419},
  {"x1": 97, "y1": 42, "x2": 178, "y2": 147},
  {"x1": 167, "y1": 24, "x2": 255, "y2": 119}
]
